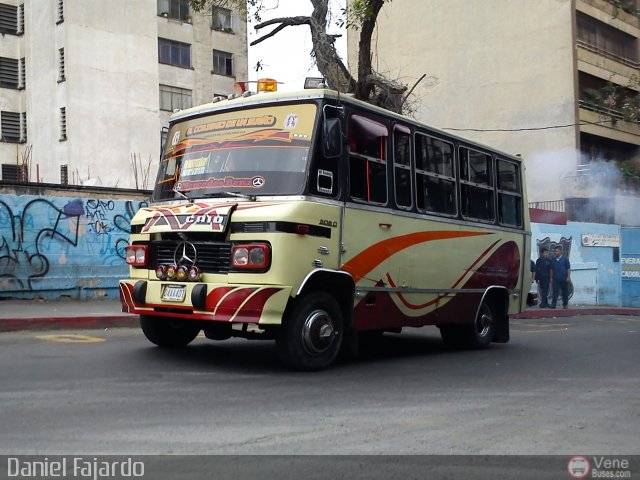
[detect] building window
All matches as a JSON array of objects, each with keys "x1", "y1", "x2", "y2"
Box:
[
  {"x1": 59, "y1": 107, "x2": 67, "y2": 141},
  {"x1": 0, "y1": 3, "x2": 18, "y2": 35},
  {"x1": 159, "y1": 85, "x2": 192, "y2": 111},
  {"x1": 212, "y1": 50, "x2": 233, "y2": 76},
  {"x1": 1, "y1": 111, "x2": 26, "y2": 143},
  {"x1": 158, "y1": 38, "x2": 191, "y2": 68},
  {"x1": 1, "y1": 163, "x2": 27, "y2": 182},
  {"x1": 56, "y1": 0, "x2": 64, "y2": 24},
  {"x1": 212, "y1": 7, "x2": 232, "y2": 32},
  {"x1": 0, "y1": 57, "x2": 19, "y2": 89},
  {"x1": 157, "y1": 0, "x2": 190, "y2": 22},
  {"x1": 58, "y1": 48, "x2": 65, "y2": 82},
  {"x1": 415, "y1": 133, "x2": 457, "y2": 216}
]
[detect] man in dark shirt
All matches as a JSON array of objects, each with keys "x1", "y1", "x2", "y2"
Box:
[
  {"x1": 534, "y1": 248, "x2": 553, "y2": 308},
  {"x1": 551, "y1": 246, "x2": 571, "y2": 309}
]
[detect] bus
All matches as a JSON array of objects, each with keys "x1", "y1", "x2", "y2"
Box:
[{"x1": 120, "y1": 82, "x2": 532, "y2": 370}]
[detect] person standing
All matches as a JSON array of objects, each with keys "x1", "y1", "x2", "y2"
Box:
[
  {"x1": 534, "y1": 248, "x2": 553, "y2": 308},
  {"x1": 551, "y1": 245, "x2": 571, "y2": 309}
]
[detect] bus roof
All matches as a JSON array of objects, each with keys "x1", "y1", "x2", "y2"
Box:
[{"x1": 169, "y1": 88, "x2": 522, "y2": 162}]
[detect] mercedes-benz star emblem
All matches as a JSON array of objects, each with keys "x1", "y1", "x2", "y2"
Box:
[{"x1": 173, "y1": 241, "x2": 198, "y2": 267}]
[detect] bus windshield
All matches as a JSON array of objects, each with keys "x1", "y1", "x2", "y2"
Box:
[{"x1": 154, "y1": 103, "x2": 318, "y2": 200}]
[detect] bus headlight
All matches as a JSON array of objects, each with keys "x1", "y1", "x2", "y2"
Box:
[
  {"x1": 231, "y1": 243, "x2": 270, "y2": 270},
  {"x1": 125, "y1": 244, "x2": 149, "y2": 267}
]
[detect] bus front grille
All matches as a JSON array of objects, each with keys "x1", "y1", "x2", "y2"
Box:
[{"x1": 149, "y1": 241, "x2": 232, "y2": 274}]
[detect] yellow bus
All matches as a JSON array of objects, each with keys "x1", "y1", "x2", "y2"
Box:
[{"x1": 120, "y1": 85, "x2": 531, "y2": 370}]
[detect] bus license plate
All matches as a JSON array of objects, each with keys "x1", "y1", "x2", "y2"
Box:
[{"x1": 162, "y1": 285, "x2": 186, "y2": 302}]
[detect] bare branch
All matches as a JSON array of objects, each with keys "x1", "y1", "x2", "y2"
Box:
[{"x1": 251, "y1": 16, "x2": 312, "y2": 46}]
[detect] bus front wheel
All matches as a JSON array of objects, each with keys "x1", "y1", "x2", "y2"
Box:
[
  {"x1": 140, "y1": 315, "x2": 200, "y2": 348},
  {"x1": 276, "y1": 292, "x2": 344, "y2": 371}
]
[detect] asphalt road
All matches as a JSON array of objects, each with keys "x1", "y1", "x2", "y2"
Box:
[{"x1": 1, "y1": 315, "x2": 638, "y2": 455}]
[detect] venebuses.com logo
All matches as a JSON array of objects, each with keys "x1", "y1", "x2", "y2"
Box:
[{"x1": 568, "y1": 456, "x2": 632, "y2": 478}]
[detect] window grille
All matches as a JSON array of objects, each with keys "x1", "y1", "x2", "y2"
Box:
[
  {"x1": 0, "y1": 3, "x2": 18, "y2": 34},
  {"x1": 57, "y1": 0, "x2": 64, "y2": 23},
  {"x1": 59, "y1": 107, "x2": 67, "y2": 141},
  {"x1": 1, "y1": 111, "x2": 25, "y2": 143},
  {"x1": 2, "y1": 163, "x2": 27, "y2": 182},
  {"x1": 58, "y1": 48, "x2": 65, "y2": 81},
  {"x1": 0, "y1": 57, "x2": 19, "y2": 88}
]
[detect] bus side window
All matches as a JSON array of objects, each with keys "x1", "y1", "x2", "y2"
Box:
[
  {"x1": 415, "y1": 133, "x2": 456, "y2": 216},
  {"x1": 393, "y1": 125, "x2": 412, "y2": 210},
  {"x1": 348, "y1": 115, "x2": 388, "y2": 205},
  {"x1": 497, "y1": 158, "x2": 522, "y2": 227},
  {"x1": 459, "y1": 147, "x2": 495, "y2": 222}
]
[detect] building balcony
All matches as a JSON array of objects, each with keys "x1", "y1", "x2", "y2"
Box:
[
  {"x1": 577, "y1": 0, "x2": 640, "y2": 30},
  {"x1": 576, "y1": 41, "x2": 639, "y2": 86},
  {"x1": 578, "y1": 102, "x2": 640, "y2": 146}
]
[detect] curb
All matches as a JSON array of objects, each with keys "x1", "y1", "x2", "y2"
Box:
[
  {"x1": 513, "y1": 308, "x2": 640, "y2": 319},
  {"x1": 0, "y1": 315, "x2": 138, "y2": 333}
]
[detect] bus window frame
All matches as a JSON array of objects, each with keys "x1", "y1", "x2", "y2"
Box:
[
  {"x1": 414, "y1": 131, "x2": 458, "y2": 218},
  {"x1": 458, "y1": 145, "x2": 496, "y2": 224},
  {"x1": 392, "y1": 123, "x2": 413, "y2": 211},
  {"x1": 496, "y1": 157, "x2": 524, "y2": 228},
  {"x1": 347, "y1": 113, "x2": 389, "y2": 207}
]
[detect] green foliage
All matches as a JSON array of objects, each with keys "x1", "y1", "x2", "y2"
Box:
[{"x1": 618, "y1": 160, "x2": 640, "y2": 179}]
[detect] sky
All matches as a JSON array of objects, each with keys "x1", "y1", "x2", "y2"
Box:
[{"x1": 246, "y1": 0, "x2": 347, "y2": 91}]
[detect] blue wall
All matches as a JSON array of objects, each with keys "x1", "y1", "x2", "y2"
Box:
[
  {"x1": 0, "y1": 193, "x2": 148, "y2": 300},
  {"x1": 531, "y1": 222, "x2": 621, "y2": 306}
]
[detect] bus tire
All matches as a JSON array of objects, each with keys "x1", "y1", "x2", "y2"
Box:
[
  {"x1": 140, "y1": 315, "x2": 200, "y2": 348},
  {"x1": 440, "y1": 300, "x2": 496, "y2": 349},
  {"x1": 276, "y1": 292, "x2": 344, "y2": 371},
  {"x1": 466, "y1": 299, "x2": 496, "y2": 348}
]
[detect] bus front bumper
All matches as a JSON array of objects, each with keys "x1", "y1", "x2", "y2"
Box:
[{"x1": 119, "y1": 279, "x2": 292, "y2": 325}]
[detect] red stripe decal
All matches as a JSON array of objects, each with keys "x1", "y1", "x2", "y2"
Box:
[
  {"x1": 233, "y1": 287, "x2": 282, "y2": 323},
  {"x1": 215, "y1": 287, "x2": 258, "y2": 322},
  {"x1": 342, "y1": 230, "x2": 491, "y2": 283}
]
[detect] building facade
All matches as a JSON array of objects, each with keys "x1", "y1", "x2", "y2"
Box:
[
  {"x1": 0, "y1": 0, "x2": 247, "y2": 189},
  {"x1": 349, "y1": 0, "x2": 639, "y2": 207}
]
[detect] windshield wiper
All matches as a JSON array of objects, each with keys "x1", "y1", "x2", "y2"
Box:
[
  {"x1": 173, "y1": 187, "x2": 193, "y2": 203},
  {"x1": 223, "y1": 191, "x2": 256, "y2": 202}
]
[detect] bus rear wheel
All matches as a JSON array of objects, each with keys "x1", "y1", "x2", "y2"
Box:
[
  {"x1": 276, "y1": 292, "x2": 344, "y2": 371},
  {"x1": 440, "y1": 300, "x2": 496, "y2": 349},
  {"x1": 140, "y1": 315, "x2": 200, "y2": 348}
]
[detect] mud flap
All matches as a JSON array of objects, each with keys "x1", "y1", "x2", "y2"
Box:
[{"x1": 493, "y1": 312, "x2": 510, "y2": 343}]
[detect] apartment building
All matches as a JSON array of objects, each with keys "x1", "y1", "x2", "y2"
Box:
[
  {"x1": 351, "y1": 0, "x2": 639, "y2": 206},
  {"x1": 0, "y1": 0, "x2": 247, "y2": 188}
]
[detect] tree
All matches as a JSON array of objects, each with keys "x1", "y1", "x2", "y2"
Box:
[{"x1": 189, "y1": 0, "x2": 410, "y2": 113}]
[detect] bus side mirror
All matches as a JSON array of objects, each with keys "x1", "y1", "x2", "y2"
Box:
[{"x1": 322, "y1": 115, "x2": 343, "y2": 159}]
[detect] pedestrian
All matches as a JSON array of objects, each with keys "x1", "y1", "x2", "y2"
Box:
[
  {"x1": 550, "y1": 245, "x2": 571, "y2": 309},
  {"x1": 534, "y1": 248, "x2": 553, "y2": 308}
]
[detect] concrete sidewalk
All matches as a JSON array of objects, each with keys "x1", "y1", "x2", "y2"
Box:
[
  {"x1": 0, "y1": 297, "x2": 637, "y2": 332},
  {"x1": 0, "y1": 297, "x2": 136, "y2": 332}
]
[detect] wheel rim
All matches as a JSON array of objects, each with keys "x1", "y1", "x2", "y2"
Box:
[
  {"x1": 301, "y1": 309, "x2": 338, "y2": 356},
  {"x1": 476, "y1": 304, "x2": 493, "y2": 338}
]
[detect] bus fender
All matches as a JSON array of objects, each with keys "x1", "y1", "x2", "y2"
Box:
[
  {"x1": 477, "y1": 286, "x2": 510, "y2": 343},
  {"x1": 295, "y1": 269, "x2": 355, "y2": 324}
]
